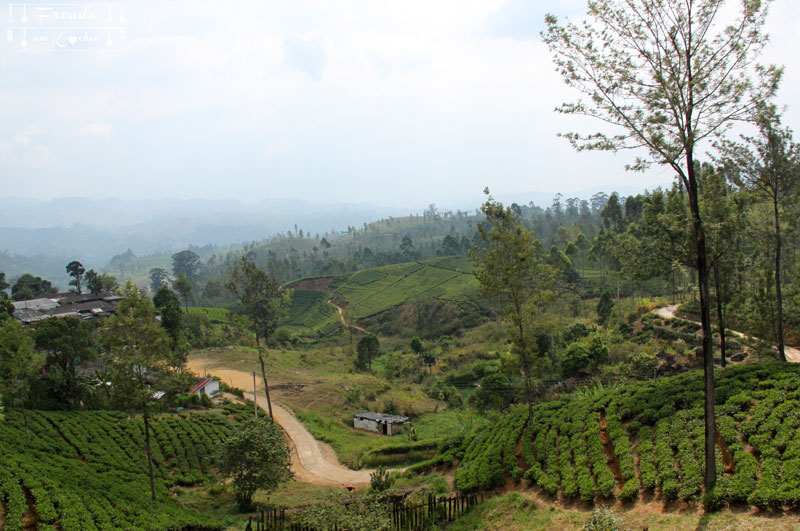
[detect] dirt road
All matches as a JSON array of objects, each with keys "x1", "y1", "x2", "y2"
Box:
[
  {"x1": 651, "y1": 304, "x2": 800, "y2": 363},
  {"x1": 187, "y1": 357, "x2": 373, "y2": 487},
  {"x1": 328, "y1": 299, "x2": 368, "y2": 334}
]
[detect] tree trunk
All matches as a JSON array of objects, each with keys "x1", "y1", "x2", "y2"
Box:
[
  {"x1": 713, "y1": 263, "x2": 726, "y2": 368},
  {"x1": 773, "y1": 195, "x2": 786, "y2": 361},
  {"x1": 19, "y1": 388, "x2": 30, "y2": 440},
  {"x1": 685, "y1": 161, "x2": 717, "y2": 492},
  {"x1": 255, "y1": 333, "x2": 274, "y2": 421},
  {"x1": 517, "y1": 315, "x2": 533, "y2": 421},
  {"x1": 142, "y1": 403, "x2": 157, "y2": 501},
  {"x1": 253, "y1": 371, "x2": 258, "y2": 419}
]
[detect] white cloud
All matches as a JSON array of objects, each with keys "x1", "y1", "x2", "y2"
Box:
[
  {"x1": 14, "y1": 123, "x2": 41, "y2": 146},
  {"x1": 79, "y1": 122, "x2": 111, "y2": 136},
  {"x1": 0, "y1": 0, "x2": 796, "y2": 205}
]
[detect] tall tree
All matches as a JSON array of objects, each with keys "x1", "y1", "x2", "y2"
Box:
[
  {"x1": 356, "y1": 334, "x2": 380, "y2": 371},
  {"x1": 0, "y1": 272, "x2": 9, "y2": 298},
  {"x1": 34, "y1": 316, "x2": 95, "y2": 406},
  {"x1": 85, "y1": 269, "x2": 118, "y2": 295},
  {"x1": 66, "y1": 261, "x2": 86, "y2": 293},
  {"x1": 0, "y1": 319, "x2": 42, "y2": 439},
  {"x1": 99, "y1": 282, "x2": 171, "y2": 501},
  {"x1": 11, "y1": 274, "x2": 56, "y2": 301},
  {"x1": 544, "y1": 0, "x2": 780, "y2": 491},
  {"x1": 153, "y1": 286, "x2": 188, "y2": 369},
  {"x1": 698, "y1": 164, "x2": 747, "y2": 367},
  {"x1": 174, "y1": 273, "x2": 192, "y2": 312},
  {"x1": 471, "y1": 190, "x2": 555, "y2": 419},
  {"x1": 400, "y1": 235, "x2": 415, "y2": 260},
  {"x1": 171, "y1": 250, "x2": 201, "y2": 282},
  {"x1": 226, "y1": 257, "x2": 289, "y2": 421},
  {"x1": 214, "y1": 418, "x2": 292, "y2": 510},
  {"x1": 148, "y1": 268, "x2": 170, "y2": 294},
  {"x1": 719, "y1": 105, "x2": 799, "y2": 361}
]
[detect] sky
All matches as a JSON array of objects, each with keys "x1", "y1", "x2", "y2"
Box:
[{"x1": 0, "y1": 0, "x2": 798, "y2": 210}]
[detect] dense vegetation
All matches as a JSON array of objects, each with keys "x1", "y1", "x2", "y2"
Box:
[
  {"x1": 452, "y1": 362, "x2": 800, "y2": 510},
  {"x1": 0, "y1": 405, "x2": 250, "y2": 530}
]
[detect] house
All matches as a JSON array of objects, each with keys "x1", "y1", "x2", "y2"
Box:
[
  {"x1": 12, "y1": 291, "x2": 122, "y2": 325},
  {"x1": 190, "y1": 377, "x2": 220, "y2": 397},
  {"x1": 353, "y1": 412, "x2": 409, "y2": 436}
]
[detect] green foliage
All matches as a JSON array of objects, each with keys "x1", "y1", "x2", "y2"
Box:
[
  {"x1": 66, "y1": 260, "x2": 85, "y2": 293},
  {"x1": 596, "y1": 292, "x2": 613, "y2": 324},
  {"x1": 0, "y1": 319, "x2": 43, "y2": 432},
  {"x1": 172, "y1": 250, "x2": 201, "y2": 282},
  {"x1": 33, "y1": 316, "x2": 95, "y2": 406},
  {"x1": 583, "y1": 506, "x2": 623, "y2": 531},
  {"x1": 149, "y1": 267, "x2": 170, "y2": 293},
  {"x1": 84, "y1": 269, "x2": 118, "y2": 294},
  {"x1": 295, "y1": 493, "x2": 392, "y2": 531},
  {"x1": 10, "y1": 273, "x2": 56, "y2": 301},
  {"x1": 452, "y1": 362, "x2": 800, "y2": 510},
  {"x1": 1, "y1": 407, "x2": 244, "y2": 529},
  {"x1": 214, "y1": 417, "x2": 292, "y2": 510},
  {"x1": 473, "y1": 371, "x2": 512, "y2": 411},
  {"x1": 153, "y1": 286, "x2": 188, "y2": 367},
  {"x1": 369, "y1": 466, "x2": 396, "y2": 491},
  {"x1": 356, "y1": 334, "x2": 380, "y2": 370},
  {"x1": 331, "y1": 257, "x2": 486, "y2": 323},
  {"x1": 562, "y1": 342, "x2": 591, "y2": 375},
  {"x1": 226, "y1": 257, "x2": 288, "y2": 347},
  {"x1": 564, "y1": 321, "x2": 591, "y2": 342},
  {"x1": 471, "y1": 190, "x2": 555, "y2": 415}
]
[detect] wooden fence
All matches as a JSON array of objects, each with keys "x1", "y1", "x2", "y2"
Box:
[{"x1": 248, "y1": 493, "x2": 484, "y2": 531}]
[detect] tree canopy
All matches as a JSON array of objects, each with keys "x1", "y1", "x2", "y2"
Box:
[{"x1": 214, "y1": 417, "x2": 291, "y2": 510}]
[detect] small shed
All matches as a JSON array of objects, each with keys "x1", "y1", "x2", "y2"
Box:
[
  {"x1": 354, "y1": 412, "x2": 409, "y2": 436},
  {"x1": 190, "y1": 377, "x2": 220, "y2": 397}
]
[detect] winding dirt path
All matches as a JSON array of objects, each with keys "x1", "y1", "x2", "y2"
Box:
[
  {"x1": 651, "y1": 304, "x2": 800, "y2": 363},
  {"x1": 187, "y1": 357, "x2": 373, "y2": 487},
  {"x1": 328, "y1": 299, "x2": 368, "y2": 334}
]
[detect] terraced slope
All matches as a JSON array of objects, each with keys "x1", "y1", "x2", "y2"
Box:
[
  {"x1": 0, "y1": 407, "x2": 249, "y2": 530},
  {"x1": 282, "y1": 256, "x2": 486, "y2": 335},
  {"x1": 452, "y1": 362, "x2": 800, "y2": 510}
]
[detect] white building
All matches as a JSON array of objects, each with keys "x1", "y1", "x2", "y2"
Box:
[
  {"x1": 353, "y1": 412, "x2": 409, "y2": 436},
  {"x1": 190, "y1": 377, "x2": 220, "y2": 397}
]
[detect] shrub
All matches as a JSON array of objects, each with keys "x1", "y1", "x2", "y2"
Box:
[
  {"x1": 564, "y1": 322, "x2": 591, "y2": 343},
  {"x1": 369, "y1": 466, "x2": 395, "y2": 491},
  {"x1": 583, "y1": 506, "x2": 623, "y2": 531}
]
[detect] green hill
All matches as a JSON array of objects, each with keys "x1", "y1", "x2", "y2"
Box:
[
  {"x1": 0, "y1": 406, "x2": 250, "y2": 530},
  {"x1": 282, "y1": 256, "x2": 488, "y2": 336},
  {"x1": 448, "y1": 362, "x2": 800, "y2": 510}
]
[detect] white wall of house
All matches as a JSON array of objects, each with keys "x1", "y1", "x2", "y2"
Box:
[
  {"x1": 196, "y1": 379, "x2": 220, "y2": 397},
  {"x1": 354, "y1": 417, "x2": 380, "y2": 433}
]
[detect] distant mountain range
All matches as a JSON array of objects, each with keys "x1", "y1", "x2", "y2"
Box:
[{"x1": 0, "y1": 185, "x2": 653, "y2": 282}]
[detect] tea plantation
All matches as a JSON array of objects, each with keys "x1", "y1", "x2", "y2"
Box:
[
  {"x1": 452, "y1": 362, "x2": 800, "y2": 510},
  {"x1": 0, "y1": 405, "x2": 250, "y2": 530},
  {"x1": 282, "y1": 257, "x2": 487, "y2": 335}
]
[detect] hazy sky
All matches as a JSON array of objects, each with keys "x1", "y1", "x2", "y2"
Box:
[{"x1": 1, "y1": 0, "x2": 798, "y2": 209}]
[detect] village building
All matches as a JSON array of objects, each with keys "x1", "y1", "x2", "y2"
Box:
[
  {"x1": 353, "y1": 412, "x2": 409, "y2": 436},
  {"x1": 12, "y1": 291, "x2": 122, "y2": 325},
  {"x1": 190, "y1": 377, "x2": 220, "y2": 397}
]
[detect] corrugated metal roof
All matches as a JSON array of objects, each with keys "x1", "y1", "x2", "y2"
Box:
[
  {"x1": 12, "y1": 298, "x2": 59, "y2": 311},
  {"x1": 190, "y1": 377, "x2": 217, "y2": 394},
  {"x1": 354, "y1": 412, "x2": 409, "y2": 423}
]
